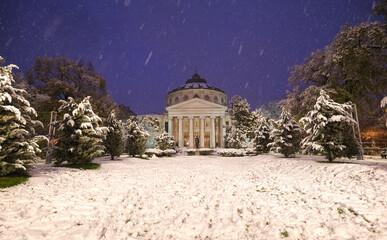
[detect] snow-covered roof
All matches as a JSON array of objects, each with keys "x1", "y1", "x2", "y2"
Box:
[{"x1": 168, "y1": 72, "x2": 225, "y2": 94}]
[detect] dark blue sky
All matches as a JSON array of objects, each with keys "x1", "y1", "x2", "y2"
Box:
[{"x1": 0, "y1": 0, "x2": 381, "y2": 114}]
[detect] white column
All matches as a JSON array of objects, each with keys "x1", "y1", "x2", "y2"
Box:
[
  {"x1": 210, "y1": 116, "x2": 215, "y2": 148},
  {"x1": 200, "y1": 116, "x2": 205, "y2": 148},
  {"x1": 189, "y1": 117, "x2": 194, "y2": 148},
  {"x1": 178, "y1": 117, "x2": 183, "y2": 148},
  {"x1": 168, "y1": 116, "x2": 173, "y2": 134},
  {"x1": 220, "y1": 116, "x2": 225, "y2": 148}
]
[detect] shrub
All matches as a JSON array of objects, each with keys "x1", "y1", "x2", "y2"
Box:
[
  {"x1": 124, "y1": 117, "x2": 149, "y2": 157},
  {"x1": 217, "y1": 148, "x2": 246, "y2": 157},
  {"x1": 245, "y1": 148, "x2": 256, "y2": 155},
  {"x1": 144, "y1": 148, "x2": 163, "y2": 157},
  {"x1": 154, "y1": 131, "x2": 175, "y2": 150},
  {"x1": 199, "y1": 149, "x2": 214, "y2": 155},
  {"x1": 199, "y1": 151, "x2": 211, "y2": 155},
  {"x1": 186, "y1": 149, "x2": 197, "y2": 156},
  {"x1": 144, "y1": 148, "x2": 175, "y2": 157},
  {"x1": 164, "y1": 149, "x2": 176, "y2": 157}
]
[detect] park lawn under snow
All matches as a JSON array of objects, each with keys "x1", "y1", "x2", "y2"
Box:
[{"x1": 0, "y1": 155, "x2": 386, "y2": 240}]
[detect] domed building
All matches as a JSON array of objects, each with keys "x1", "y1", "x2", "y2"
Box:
[
  {"x1": 166, "y1": 72, "x2": 227, "y2": 107},
  {"x1": 140, "y1": 71, "x2": 230, "y2": 148}
]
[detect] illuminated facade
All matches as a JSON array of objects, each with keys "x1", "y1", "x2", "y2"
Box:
[{"x1": 139, "y1": 72, "x2": 230, "y2": 148}]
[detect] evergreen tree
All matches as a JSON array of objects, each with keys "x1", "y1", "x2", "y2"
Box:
[
  {"x1": 229, "y1": 95, "x2": 256, "y2": 138},
  {"x1": 145, "y1": 116, "x2": 161, "y2": 148},
  {"x1": 260, "y1": 101, "x2": 282, "y2": 120},
  {"x1": 300, "y1": 90, "x2": 359, "y2": 161},
  {"x1": 124, "y1": 117, "x2": 149, "y2": 156},
  {"x1": 253, "y1": 110, "x2": 272, "y2": 154},
  {"x1": 103, "y1": 110, "x2": 124, "y2": 160},
  {"x1": 224, "y1": 125, "x2": 247, "y2": 149},
  {"x1": 145, "y1": 117, "x2": 175, "y2": 150},
  {"x1": 154, "y1": 131, "x2": 175, "y2": 150},
  {"x1": 0, "y1": 57, "x2": 46, "y2": 176},
  {"x1": 53, "y1": 97, "x2": 105, "y2": 165},
  {"x1": 268, "y1": 109, "x2": 303, "y2": 158}
]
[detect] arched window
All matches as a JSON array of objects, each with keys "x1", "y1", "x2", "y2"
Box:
[
  {"x1": 169, "y1": 99, "x2": 172, "y2": 106},
  {"x1": 175, "y1": 96, "x2": 179, "y2": 103},
  {"x1": 214, "y1": 96, "x2": 218, "y2": 103},
  {"x1": 194, "y1": 94, "x2": 200, "y2": 98},
  {"x1": 204, "y1": 95, "x2": 210, "y2": 101},
  {"x1": 221, "y1": 98, "x2": 224, "y2": 104},
  {"x1": 183, "y1": 95, "x2": 188, "y2": 101}
]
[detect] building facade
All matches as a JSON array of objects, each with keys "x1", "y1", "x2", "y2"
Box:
[{"x1": 139, "y1": 72, "x2": 230, "y2": 148}]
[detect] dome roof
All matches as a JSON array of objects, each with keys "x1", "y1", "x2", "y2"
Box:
[{"x1": 168, "y1": 71, "x2": 225, "y2": 94}]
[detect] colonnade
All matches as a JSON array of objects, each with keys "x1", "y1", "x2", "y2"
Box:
[{"x1": 168, "y1": 115, "x2": 224, "y2": 148}]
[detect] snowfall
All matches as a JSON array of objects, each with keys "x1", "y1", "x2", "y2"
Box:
[{"x1": 0, "y1": 155, "x2": 386, "y2": 240}]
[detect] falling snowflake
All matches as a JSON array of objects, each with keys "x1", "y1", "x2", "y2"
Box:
[
  {"x1": 124, "y1": 0, "x2": 131, "y2": 7},
  {"x1": 238, "y1": 45, "x2": 242, "y2": 55},
  {"x1": 144, "y1": 51, "x2": 153, "y2": 66}
]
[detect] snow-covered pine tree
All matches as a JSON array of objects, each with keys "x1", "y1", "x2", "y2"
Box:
[
  {"x1": 144, "y1": 116, "x2": 175, "y2": 150},
  {"x1": 300, "y1": 89, "x2": 359, "y2": 161},
  {"x1": 154, "y1": 130, "x2": 175, "y2": 150},
  {"x1": 0, "y1": 57, "x2": 46, "y2": 176},
  {"x1": 53, "y1": 96, "x2": 105, "y2": 165},
  {"x1": 268, "y1": 108, "x2": 303, "y2": 158},
  {"x1": 224, "y1": 125, "x2": 247, "y2": 149},
  {"x1": 259, "y1": 101, "x2": 282, "y2": 120},
  {"x1": 124, "y1": 117, "x2": 149, "y2": 156},
  {"x1": 229, "y1": 95, "x2": 256, "y2": 138},
  {"x1": 145, "y1": 116, "x2": 161, "y2": 148},
  {"x1": 253, "y1": 110, "x2": 272, "y2": 154},
  {"x1": 147, "y1": 117, "x2": 160, "y2": 132},
  {"x1": 103, "y1": 110, "x2": 124, "y2": 160}
]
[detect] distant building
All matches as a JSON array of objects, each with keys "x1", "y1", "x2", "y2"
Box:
[{"x1": 139, "y1": 72, "x2": 230, "y2": 148}]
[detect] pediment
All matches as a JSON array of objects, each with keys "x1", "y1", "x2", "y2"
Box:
[{"x1": 166, "y1": 98, "x2": 227, "y2": 111}]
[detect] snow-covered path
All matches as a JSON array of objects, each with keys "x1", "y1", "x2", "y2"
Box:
[{"x1": 0, "y1": 155, "x2": 386, "y2": 240}]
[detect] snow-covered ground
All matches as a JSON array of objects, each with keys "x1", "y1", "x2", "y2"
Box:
[{"x1": 0, "y1": 155, "x2": 386, "y2": 240}]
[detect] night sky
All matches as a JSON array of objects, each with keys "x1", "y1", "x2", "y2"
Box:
[{"x1": 0, "y1": 0, "x2": 382, "y2": 115}]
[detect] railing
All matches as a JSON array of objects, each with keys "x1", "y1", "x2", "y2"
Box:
[{"x1": 362, "y1": 141, "x2": 387, "y2": 155}]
